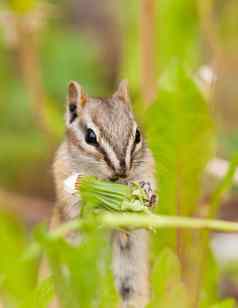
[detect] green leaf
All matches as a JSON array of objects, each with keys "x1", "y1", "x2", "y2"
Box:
[
  {"x1": 146, "y1": 64, "x2": 215, "y2": 301},
  {"x1": 20, "y1": 277, "x2": 54, "y2": 308},
  {"x1": 0, "y1": 213, "x2": 36, "y2": 306},
  {"x1": 209, "y1": 299, "x2": 235, "y2": 308},
  {"x1": 157, "y1": 0, "x2": 200, "y2": 71},
  {"x1": 42, "y1": 227, "x2": 118, "y2": 308},
  {"x1": 97, "y1": 242, "x2": 119, "y2": 308},
  {"x1": 147, "y1": 248, "x2": 189, "y2": 308},
  {"x1": 145, "y1": 64, "x2": 215, "y2": 217},
  {"x1": 121, "y1": 0, "x2": 200, "y2": 94},
  {"x1": 7, "y1": 0, "x2": 38, "y2": 14},
  {"x1": 210, "y1": 152, "x2": 238, "y2": 217},
  {"x1": 78, "y1": 176, "x2": 151, "y2": 213},
  {"x1": 199, "y1": 248, "x2": 220, "y2": 307}
]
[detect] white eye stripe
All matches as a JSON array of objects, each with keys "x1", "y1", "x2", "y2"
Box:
[
  {"x1": 125, "y1": 123, "x2": 137, "y2": 169},
  {"x1": 134, "y1": 139, "x2": 143, "y2": 153},
  {"x1": 125, "y1": 138, "x2": 133, "y2": 169},
  {"x1": 71, "y1": 115, "x2": 142, "y2": 173},
  {"x1": 100, "y1": 138, "x2": 121, "y2": 170},
  {"x1": 71, "y1": 120, "x2": 83, "y2": 139},
  {"x1": 69, "y1": 119, "x2": 99, "y2": 157},
  {"x1": 83, "y1": 115, "x2": 121, "y2": 170}
]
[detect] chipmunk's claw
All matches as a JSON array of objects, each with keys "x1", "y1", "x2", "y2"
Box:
[{"x1": 139, "y1": 181, "x2": 157, "y2": 207}]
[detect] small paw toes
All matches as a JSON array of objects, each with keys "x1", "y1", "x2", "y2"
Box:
[
  {"x1": 149, "y1": 194, "x2": 157, "y2": 207},
  {"x1": 139, "y1": 181, "x2": 157, "y2": 207}
]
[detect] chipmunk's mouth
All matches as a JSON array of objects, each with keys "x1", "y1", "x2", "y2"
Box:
[
  {"x1": 109, "y1": 176, "x2": 119, "y2": 182},
  {"x1": 109, "y1": 176, "x2": 128, "y2": 184}
]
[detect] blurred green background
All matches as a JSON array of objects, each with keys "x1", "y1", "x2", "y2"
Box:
[{"x1": 1, "y1": 0, "x2": 238, "y2": 307}]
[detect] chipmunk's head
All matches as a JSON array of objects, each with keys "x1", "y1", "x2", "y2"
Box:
[{"x1": 65, "y1": 80, "x2": 147, "y2": 181}]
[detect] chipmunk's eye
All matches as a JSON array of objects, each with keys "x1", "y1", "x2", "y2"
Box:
[
  {"x1": 135, "y1": 129, "x2": 141, "y2": 144},
  {"x1": 85, "y1": 128, "x2": 98, "y2": 145}
]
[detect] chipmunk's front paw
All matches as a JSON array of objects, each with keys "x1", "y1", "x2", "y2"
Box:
[{"x1": 139, "y1": 181, "x2": 157, "y2": 207}]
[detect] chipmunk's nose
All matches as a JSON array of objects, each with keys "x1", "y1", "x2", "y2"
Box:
[
  {"x1": 111, "y1": 160, "x2": 127, "y2": 181},
  {"x1": 117, "y1": 160, "x2": 127, "y2": 178}
]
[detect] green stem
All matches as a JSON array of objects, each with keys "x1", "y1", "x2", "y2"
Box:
[
  {"x1": 101, "y1": 213, "x2": 238, "y2": 231},
  {"x1": 196, "y1": 153, "x2": 238, "y2": 307},
  {"x1": 210, "y1": 153, "x2": 238, "y2": 218},
  {"x1": 49, "y1": 220, "x2": 82, "y2": 240},
  {"x1": 49, "y1": 213, "x2": 238, "y2": 239}
]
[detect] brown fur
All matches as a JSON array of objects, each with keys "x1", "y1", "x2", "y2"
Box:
[{"x1": 49, "y1": 81, "x2": 156, "y2": 308}]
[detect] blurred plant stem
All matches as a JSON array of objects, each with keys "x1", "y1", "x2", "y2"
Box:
[
  {"x1": 18, "y1": 23, "x2": 53, "y2": 142},
  {"x1": 101, "y1": 213, "x2": 238, "y2": 232},
  {"x1": 140, "y1": 0, "x2": 157, "y2": 104},
  {"x1": 197, "y1": 0, "x2": 220, "y2": 57},
  {"x1": 197, "y1": 0, "x2": 224, "y2": 96},
  {"x1": 194, "y1": 153, "x2": 238, "y2": 306},
  {"x1": 210, "y1": 153, "x2": 238, "y2": 218},
  {"x1": 0, "y1": 2, "x2": 55, "y2": 144},
  {"x1": 48, "y1": 213, "x2": 238, "y2": 241}
]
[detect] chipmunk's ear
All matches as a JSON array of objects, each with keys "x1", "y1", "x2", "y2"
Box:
[
  {"x1": 67, "y1": 81, "x2": 87, "y2": 124},
  {"x1": 113, "y1": 80, "x2": 130, "y2": 103}
]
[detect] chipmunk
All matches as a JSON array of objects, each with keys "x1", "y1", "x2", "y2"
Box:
[{"x1": 52, "y1": 80, "x2": 157, "y2": 308}]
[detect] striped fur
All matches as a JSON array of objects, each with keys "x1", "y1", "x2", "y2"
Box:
[{"x1": 52, "y1": 81, "x2": 156, "y2": 307}]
